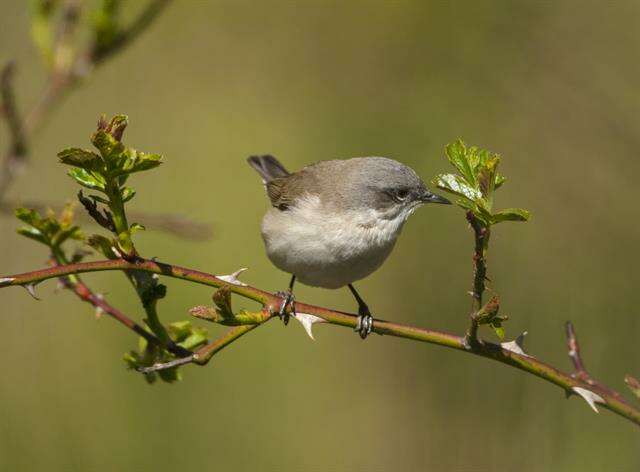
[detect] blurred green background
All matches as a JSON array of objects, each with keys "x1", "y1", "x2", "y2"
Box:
[{"x1": 1, "y1": 1, "x2": 639, "y2": 470}]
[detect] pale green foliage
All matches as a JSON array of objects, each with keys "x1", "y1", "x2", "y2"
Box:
[
  {"x1": 15, "y1": 204, "x2": 83, "y2": 248},
  {"x1": 434, "y1": 139, "x2": 530, "y2": 227}
]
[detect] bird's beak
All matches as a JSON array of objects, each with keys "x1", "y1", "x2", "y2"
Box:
[{"x1": 420, "y1": 190, "x2": 451, "y2": 205}]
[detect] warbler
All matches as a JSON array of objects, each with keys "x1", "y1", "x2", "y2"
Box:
[{"x1": 248, "y1": 155, "x2": 450, "y2": 338}]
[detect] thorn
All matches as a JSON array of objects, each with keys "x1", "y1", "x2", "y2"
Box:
[
  {"x1": 572, "y1": 386, "x2": 605, "y2": 413},
  {"x1": 23, "y1": 283, "x2": 40, "y2": 300},
  {"x1": 293, "y1": 312, "x2": 326, "y2": 340},
  {"x1": 501, "y1": 331, "x2": 529, "y2": 356},
  {"x1": 216, "y1": 268, "x2": 248, "y2": 286}
]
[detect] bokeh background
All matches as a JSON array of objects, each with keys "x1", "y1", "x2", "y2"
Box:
[{"x1": 1, "y1": 1, "x2": 639, "y2": 470}]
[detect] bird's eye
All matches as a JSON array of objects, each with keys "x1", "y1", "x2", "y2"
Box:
[{"x1": 394, "y1": 189, "x2": 409, "y2": 202}]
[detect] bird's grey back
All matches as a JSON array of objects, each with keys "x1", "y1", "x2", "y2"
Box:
[
  {"x1": 253, "y1": 156, "x2": 425, "y2": 211},
  {"x1": 301, "y1": 157, "x2": 424, "y2": 210}
]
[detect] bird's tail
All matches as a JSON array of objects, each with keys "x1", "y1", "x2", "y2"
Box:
[{"x1": 247, "y1": 155, "x2": 290, "y2": 182}]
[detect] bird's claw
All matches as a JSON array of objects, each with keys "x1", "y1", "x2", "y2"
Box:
[
  {"x1": 355, "y1": 313, "x2": 373, "y2": 339},
  {"x1": 275, "y1": 290, "x2": 295, "y2": 325}
]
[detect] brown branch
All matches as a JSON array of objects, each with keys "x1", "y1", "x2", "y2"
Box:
[
  {"x1": 566, "y1": 321, "x2": 589, "y2": 381},
  {"x1": 0, "y1": 62, "x2": 28, "y2": 200},
  {"x1": 1, "y1": 258, "x2": 638, "y2": 427},
  {"x1": 565, "y1": 321, "x2": 625, "y2": 402}
]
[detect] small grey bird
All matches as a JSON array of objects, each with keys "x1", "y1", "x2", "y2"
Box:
[{"x1": 248, "y1": 155, "x2": 450, "y2": 338}]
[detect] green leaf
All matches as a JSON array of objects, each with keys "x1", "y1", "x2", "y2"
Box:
[
  {"x1": 15, "y1": 207, "x2": 41, "y2": 226},
  {"x1": 492, "y1": 208, "x2": 531, "y2": 224},
  {"x1": 434, "y1": 174, "x2": 482, "y2": 201},
  {"x1": 91, "y1": 129, "x2": 125, "y2": 162},
  {"x1": 445, "y1": 140, "x2": 476, "y2": 186},
  {"x1": 113, "y1": 149, "x2": 162, "y2": 176},
  {"x1": 87, "y1": 234, "x2": 118, "y2": 258},
  {"x1": 168, "y1": 320, "x2": 193, "y2": 342},
  {"x1": 179, "y1": 328, "x2": 208, "y2": 350},
  {"x1": 495, "y1": 174, "x2": 506, "y2": 189},
  {"x1": 58, "y1": 148, "x2": 104, "y2": 172},
  {"x1": 477, "y1": 154, "x2": 500, "y2": 202},
  {"x1": 130, "y1": 222, "x2": 145, "y2": 233},
  {"x1": 89, "y1": 194, "x2": 110, "y2": 204},
  {"x1": 492, "y1": 323, "x2": 506, "y2": 340},
  {"x1": 121, "y1": 187, "x2": 136, "y2": 202},
  {"x1": 17, "y1": 226, "x2": 47, "y2": 244},
  {"x1": 51, "y1": 225, "x2": 83, "y2": 246},
  {"x1": 68, "y1": 168, "x2": 106, "y2": 191}
]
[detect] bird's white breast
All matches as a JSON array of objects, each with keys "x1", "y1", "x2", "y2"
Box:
[{"x1": 261, "y1": 195, "x2": 408, "y2": 288}]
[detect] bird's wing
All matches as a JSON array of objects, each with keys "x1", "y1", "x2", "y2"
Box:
[{"x1": 266, "y1": 171, "x2": 318, "y2": 210}]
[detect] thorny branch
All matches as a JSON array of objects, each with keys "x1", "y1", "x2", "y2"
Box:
[
  {"x1": 466, "y1": 211, "x2": 489, "y2": 345},
  {"x1": 565, "y1": 321, "x2": 625, "y2": 402},
  {"x1": 1, "y1": 258, "x2": 638, "y2": 427}
]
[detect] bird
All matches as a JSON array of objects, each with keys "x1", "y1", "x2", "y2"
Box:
[{"x1": 247, "y1": 154, "x2": 450, "y2": 339}]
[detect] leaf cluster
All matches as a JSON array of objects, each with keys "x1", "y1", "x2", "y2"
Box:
[
  {"x1": 58, "y1": 114, "x2": 160, "y2": 204},
  {"x1": 434, "y1": 140, "x2": 530, "y2": 227},
  {"x1": 15, "y1": 204, "x2": 83, "y2": 249}
]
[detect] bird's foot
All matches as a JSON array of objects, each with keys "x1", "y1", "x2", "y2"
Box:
[
  {"x1": 355, "y1": 310, "x2": 373, "y2": 339},
  {"x1": 274, "y1": 290, "x2": 295, "y2": 325}
]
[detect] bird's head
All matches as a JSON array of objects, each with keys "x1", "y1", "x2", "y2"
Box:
[{"x1": 340, "y1": 157, "x2": 450, "y2": 222}]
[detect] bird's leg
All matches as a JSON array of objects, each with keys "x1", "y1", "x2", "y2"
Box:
[
  {"x1": 348, "y1": 284, "x2": 373, "y2": 339},
  {"x1": 275, "y1": 275, "x2": 296, "y2": 325}
]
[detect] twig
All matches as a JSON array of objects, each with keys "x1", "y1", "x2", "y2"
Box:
[
  {"x1": 139, "y1": 324, "x2": 261, "y2": 373},
  {"x1": 90, "y1": 0, "x2": 173, "y2": 65},
  {"x1": 0, "y1": 62, "x2": 28, "y2": 200},
  {"x1": 566, "y1": 321, "x2": 589, "y2": 381},
  {"x1": 466, "y1": 212, "x2": 489, "y2": 345},
  {"x1": 1, "y1": 258, "x2": 638, "y2": 427},
  {"x1": 565, "y1": 321, "x2": 624, "y2": 401}
]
